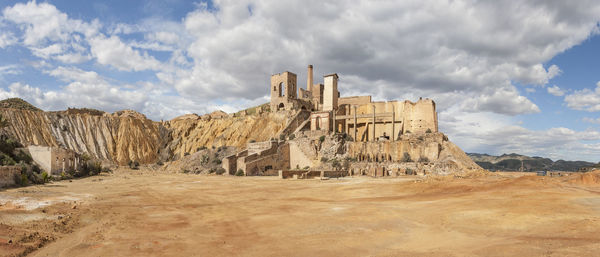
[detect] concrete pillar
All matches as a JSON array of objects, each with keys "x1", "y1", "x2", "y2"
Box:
[
  {"x1": 353, "y1": 106, "x2": 357, "y2": 142},
  {"x1": 392, "y1": 107, "x2": 395, "y2": 141},
  {"x1": 307, "y1": 65, "x2": 313, "y2": 92},
  {"x1": 332, "y1": 110, "x2": 336, "y2": 133},
  {"x1": 372, "y1": 105, "x2": 376, "y2": 141}
]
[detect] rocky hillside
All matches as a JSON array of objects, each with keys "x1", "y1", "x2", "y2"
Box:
[
  {"x1": 468, "y1": 153, "x2": 596, "y2": 172},
  {"x1": 0, "y1": 99, "x2": 291, "y2": 165}
]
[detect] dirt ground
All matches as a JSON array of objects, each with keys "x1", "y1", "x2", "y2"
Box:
[{"x1": 1, "y1": 169, "x2": 599, "y2": 257}]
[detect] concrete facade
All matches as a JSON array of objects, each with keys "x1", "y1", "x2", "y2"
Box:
[{"x1": 28, "y1": 145, "x2": 79, "y2": 176}]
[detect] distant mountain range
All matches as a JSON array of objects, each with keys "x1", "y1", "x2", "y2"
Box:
[{"x1": 467, "y1": 153, "x2": 599, "y2": 172}]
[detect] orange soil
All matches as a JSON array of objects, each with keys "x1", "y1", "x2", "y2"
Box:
[{"x1": 1, "y1": 169, "x2": 600, "y2": 257}]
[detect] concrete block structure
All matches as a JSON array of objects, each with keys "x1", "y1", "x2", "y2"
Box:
[{"x1": 28, "y1": 145, "x2": 80, "y2": 176}]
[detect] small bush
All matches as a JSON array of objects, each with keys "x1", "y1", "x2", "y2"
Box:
[
  {"x1": 319, "y1": 135, "x2": 326, "y2": 142},
  {"x1": 405, "y1": 130, "x2": 411, "y2": 134},
  {"x1": 401, "y1": 152, "x2": 412, "y2": 162},
  {"x1": 41, "y1": 171, "x2": 49, "y2": 183},
  {"x1": 406, "y1": 168, "x2": 415, "y2": 175},
  {"x1": 288, "y1": 134, "x2": 296, "y2": 140},
  {"x1": 426, "y1": 128, "x2": 432, "y2": 133},
  {"x1": 249, "y1": 139, "x2": 256, "y2": 143},
  {"x1": 215, "y1": 167, "x2": 226, "y2": 175},
  {"x1": 303, "y1": 166, "x2": 310, "y2": 170},
  {"x1": 332, "y1": 159, "x2": 341, "y2": 170},
  {"x1": 197, "y1": 146, "x2": 207, "y2": 151},
  {"x1": 212, "y1": 158, "x2": 222, "y2": 165},
  {"x1": 156, "y1": 160, "x2": 163, "y2": 166},
  {"x1": 279, "y1": 134, "x2": 286, "y2": 140},
  {"x1": 181, "y1": 169, "x2": 190, "y2": 174},
  {"x1": 15, "y1": 150, "x2": 32, "y2": 164},
  {"x1": 235, "y1": 169, "x2": 244, "y2": 176},
  {"x1": 184, "y1": 152, "x2": 190, "y2": 156},
  {"x1": 0, "y1": 153, "x2": 16, "y2": 166},
  {"x1": 320, "y1": 157, "x2": 329, "y2": 162},
  {"x1": 417, "y1": 136, "x2": 424, "y2": 141},
  {"x1": 20, "y1": 174, "x2": 28, "y2": 186},
  {"x1": 128, "y1": 160, "x2": 139, "y2": 170},
  {"x1": 418, "y1": 156, "x2": 429, "y2": 163},
  {"x1": 344, "y1": 134, "x2": 353, "y2": 141}
]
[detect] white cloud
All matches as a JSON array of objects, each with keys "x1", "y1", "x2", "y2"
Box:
[
  {"x1": 89, "y1": 35, "x2": 161, "y2": 71},
  {"x1": 440, "y1": 107, "x2": 600, "y2": 161},
  {"x1": 564, "y1": 82, "x2": 600, "y2": 112},
  {"x1": 547, "y1": 85, "x2": 565, "y2": 96},
  {"x1": 583, "y1": 117, "x2": 600, "y2": 124},
  {"x1": 0, "y1": 31, "x2": 17, "y2": 48}
]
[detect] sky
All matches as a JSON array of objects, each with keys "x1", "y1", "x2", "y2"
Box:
[{"x1": 0, "y1": 0, "x2": 599, "y2": 162}]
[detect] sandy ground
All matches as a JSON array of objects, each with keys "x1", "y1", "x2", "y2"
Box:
[{"x1": 1, "y1": 169, "x2": 600, "y2": 257}]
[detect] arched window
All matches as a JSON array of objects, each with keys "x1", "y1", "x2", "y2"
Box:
[{"x1": 278, "y1": 82, "x2": 285, "y2": 97}]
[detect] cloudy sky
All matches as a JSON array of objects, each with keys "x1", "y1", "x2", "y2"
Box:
[{"x1": 0, "y1": 0, "x2": 599, "y2": 161}]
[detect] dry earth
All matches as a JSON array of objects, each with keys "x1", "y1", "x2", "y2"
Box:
[{"x1": 1, "y1": 169, "x2": 600, "y2": 257}]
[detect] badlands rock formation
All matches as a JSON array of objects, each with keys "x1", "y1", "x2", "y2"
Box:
[{"x1": 0, "y1": 104, "x2": 290, "y2": 165}]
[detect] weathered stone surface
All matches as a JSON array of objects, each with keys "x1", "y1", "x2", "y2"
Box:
[{"x1": 0, "y1": 108, "x2": 291, "y2": 165}]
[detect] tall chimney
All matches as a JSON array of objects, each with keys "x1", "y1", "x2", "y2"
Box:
[{"x1": 307, "y1": 64, "x2": 313, "y2": 92}]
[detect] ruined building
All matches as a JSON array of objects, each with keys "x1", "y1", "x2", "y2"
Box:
[
  {"x1": 271, "y1": 64, "x2": 438, "y2": 140},
  {"x1": 224, "y1": 65, "x2": 443, "y2": 176},
  {"x1": 28, "y1": 145, "x2": 80, "y2": 176}
]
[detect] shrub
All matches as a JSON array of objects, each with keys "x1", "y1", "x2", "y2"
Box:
[
  {"x1": 332, "y1": 159, "x2": 341, "y2": 170},
  {"x1": 208, "y1": 168, "x2": 215, "y2": 174},
  {"x1": 197, "y1": 146, "x2": 207, "y2": 151},
  {"x1": 20, "y1": 174, "x2": 28, "y2": 186},
  {"x1": 184, "y1": 152, "x2": 190, "y2": 156},
  {"x1": 249, "y1": 139, "x2": 256, "y2": 143},
  {"x1": 320, "y1": 157, "x2": 329, "y2": 162},
  {"x1": 41, "y1": 171, "x2": 49, "y2": 183},
  {"x1": 319, "y1": 135, "x2": 326, "y2": 142},
  {"x1": 128, "y1": 160, "x2": 139, "y2": 170},
  {"x1": 417, "y1": 136, "x2": 424, "y2": 141},
  {"x1": 201, "y1": 154, "x2": 209, "y2": 164},
  {"x1": 405, "y1": 130, "x2": 411, "y2": 134},
  {"x1": 426, "y1": 128, "x2": 432, "y2": 133},
  {"x1": 235, "y1": 169, "x2": 244, "y2": 176},
  {"x1": 406, "y1": 168, "x2": 415, "y2": 175},
  {"x1": 15, "y1": 150, "x2": 32, "y2": 164},
  {"x1": 288, "y1": 134, "x2": 296, "y2": 140},
  {"x1": 0, "y1": 153, "x2": 16, "y2": 166},
  {"x1": 401, "y1": 152, "x2": 412, "y2": 162},
  {"x1": 181, "y1": 168, "x2": 190, "y2": 174},
  {"x1": 212, "y1": 158, "x2": 222, "y2": 165},
  {"x1": 344, "y1": 134, "x2": 353, "y2": 141},
  {"x1": 156, "y1": 160, "x2": 163, "y2": 166},
  {"x1": 418, "y1": 156, "x2": 429, "y2": 163},
  {"x1": 279, "y1": 134, "x2": 286, "y2": 140},
  {"x1": 303, "y1": 166, "x2": 310, "y2": 170},
  {"x1": 215, "y1": 167, "x2": 226, "y2": 175}
]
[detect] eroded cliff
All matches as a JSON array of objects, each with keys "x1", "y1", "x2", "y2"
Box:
[{"x1": 0, "y1": 107, "x2": 291, "y2": 165}]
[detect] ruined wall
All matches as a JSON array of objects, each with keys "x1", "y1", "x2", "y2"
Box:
[
  {"x1": 323, "y1": 74, "x2": 338, "y2": 111},
  {"x1": 0, "y1": 166, "x2": 20, "y2": 188},
  {"x1": 289, "y1": 141, "x2": 314, "y2": 169},
  {"x1": 270, "y1": 71, "x2": 299, "y2": 111},
  {"x1": 338, "y1": 96, "x2": 372, "y2": 106},
  {"x1": 345, "y1": 98, "x2": 437, "y2": 141},
  {"x1": 28, "y1": 146, "x2": 52, "y2": 174}
]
